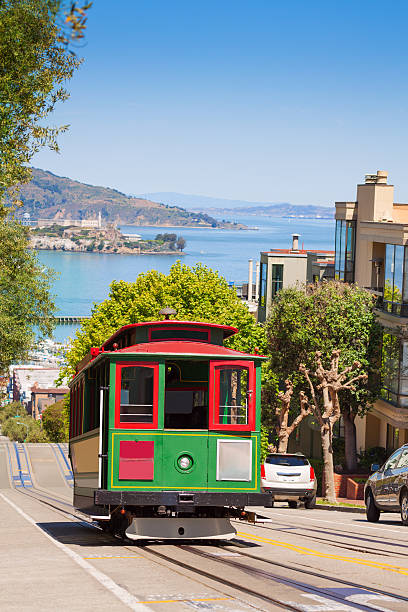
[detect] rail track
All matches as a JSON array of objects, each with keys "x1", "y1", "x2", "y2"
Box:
[{"x1": 10, "y1": 482, "x2": 408, "y2": 612}]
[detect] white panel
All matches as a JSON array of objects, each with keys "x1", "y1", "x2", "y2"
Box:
[{"x1": 216, "y1": 439, "x2": 252, "y2": 481}]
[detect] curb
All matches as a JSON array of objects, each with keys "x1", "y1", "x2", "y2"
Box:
[{"x1": 316, "y1": 503, "x2": 365, "y2": 514}]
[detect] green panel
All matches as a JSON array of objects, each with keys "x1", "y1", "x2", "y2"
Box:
[
  {"x1": 162, "y1": 432, "x2": 208, "y2": 489},
  {"x1": 207, "y1": 432, "x2": 260, "y2": 492}
]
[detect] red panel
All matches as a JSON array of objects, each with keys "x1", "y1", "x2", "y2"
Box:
[
  {"x1": 119, "y1": 440, "x2": 154, "y2": 459},
  {"x1": 119, "y1": 458, "x2": 154, "y2": 480},
  {"x1": 209, "y1": 360, "x2": 255, "y2": 432}
]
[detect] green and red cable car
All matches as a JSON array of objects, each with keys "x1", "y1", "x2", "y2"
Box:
[{"x1": 69, "y1": 315, "x2": 269, "y2": 539}]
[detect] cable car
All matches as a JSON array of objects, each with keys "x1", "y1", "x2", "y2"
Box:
[{"x1": 69, "y1": 313, "x2": 269, "y2": 539}]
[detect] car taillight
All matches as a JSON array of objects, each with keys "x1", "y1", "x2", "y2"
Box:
[
  {"x1": 310, "y1": 466, "x2": 315, "y2": 481},
  {"x1": 261, "y1": 464, "x2": 266, "y2": 478}
]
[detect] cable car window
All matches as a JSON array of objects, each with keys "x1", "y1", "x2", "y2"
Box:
[
  {"x1": 164, "y1": 388, "x2": 208, "y2": 428},
  {"x1": 120, "y1": 366, "x2": 154, "y2": 423},
  {"x1": 209, "y1": 361, "x2": 255, "y2": 431},
  {"x1": 149, "y1": 328, "x2": 209, "y2": 342},
  {"x1": 219, "y1": 368, "x2": 249, "y2": 425}
]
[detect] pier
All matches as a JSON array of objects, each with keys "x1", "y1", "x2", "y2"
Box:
[{"x1": 55, "y1": 316, "x2": 90, "y2": 324}]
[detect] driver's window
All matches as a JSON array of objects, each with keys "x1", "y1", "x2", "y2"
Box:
[
  {"x1": 397, "y1": 448, "x2": 408, "y2": 469},
  {"x1": 384, "y1": 449, "x2": 402, "y2": 471}
]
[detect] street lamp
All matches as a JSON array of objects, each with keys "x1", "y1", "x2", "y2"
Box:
[{"x1": 16, "y1": 421, "x2": 29, "y2": 442}]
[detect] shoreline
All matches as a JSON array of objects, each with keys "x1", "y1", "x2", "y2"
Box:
[{"x1": 31, "y1": 247, "x2": 185, "y2": 256}]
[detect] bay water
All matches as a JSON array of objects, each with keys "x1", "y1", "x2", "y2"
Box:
[{"x1": 36, "y1": 215, "x2": 335, "y2": 342}]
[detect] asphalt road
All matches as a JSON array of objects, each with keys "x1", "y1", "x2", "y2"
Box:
[{"x1": 1, "y1": 442, "x2": 408, "y2": 611}]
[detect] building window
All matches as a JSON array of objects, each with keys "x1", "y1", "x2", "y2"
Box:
[
  {"x1": 383, "y1": 244, "x2": 408, "y2": 315},
  {"x1": 271, "y1": 264, "x2": 283, "y2": 299},
  {"x1": 380, "y1": 332, "x2": 408, "y2": 407},
  {"x1": 259, "y1": 262, "x2": 267, "y2": 308},
  {"x1": 335, "y1": 220, "x2": 355, "y2": 282}
]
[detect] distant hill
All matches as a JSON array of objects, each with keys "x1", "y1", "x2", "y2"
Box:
[
  {"x1": 139, "y1": 192, "x2": 333, "y2": 219},
  {"x1": 16, "y1": 170, "x2": 244, "y2": 228}
]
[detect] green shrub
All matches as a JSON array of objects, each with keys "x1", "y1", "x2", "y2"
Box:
[{"x1": 358, "y1": 446, "x2": 387, "y2": 470}]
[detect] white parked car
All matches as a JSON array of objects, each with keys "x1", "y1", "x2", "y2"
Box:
[{"x1": 261, "y1": 453, "x2": 317, "y2": 508}]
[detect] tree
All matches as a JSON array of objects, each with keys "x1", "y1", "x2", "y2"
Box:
[
  {"x1": 265, "y1": 282, "x2": 382, "y2": 472},
  {"x1": 2, "y1": 412, "x2": 48, "y2": 442},
  {"x1": 0, "y1": 220, "x2": 56, "y2": 375},
  {"x1": 0, "y1": 0, "x2": 83, "y2": 211},
  {"x1": 42, "y1": 398, "x2": 68, "y2": 442},
  {"x1": 60, "y1": 261, "x2": 267, "y2": 379},
  {"x1": 176, "y1": 236, "x2": 186, "y2": 251},
  {"x1": 275, "y1": 380, "x2": 311, "y2": 453},
  {"x1": 300, "y1": 350, "x2": 368, "y2": 502}
]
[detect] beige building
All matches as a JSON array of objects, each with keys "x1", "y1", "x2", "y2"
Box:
[
  {"x1": 257, "y1": 234, "x2": 334, "y2": 322},
  {"x1": 335, "y1": 170, "x2": 408, "y2": 452}
]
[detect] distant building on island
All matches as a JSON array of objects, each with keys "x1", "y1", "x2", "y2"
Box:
[{"x1": 36, "y1": 211, "x2": 103, "y2": 229}]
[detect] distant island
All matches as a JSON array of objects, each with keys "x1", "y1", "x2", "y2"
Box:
[
  {"x1": 139, "y1": 192, "x2": 334, "y2": 219},
  {"x1": 16, "y1": 169, "x2": 248, "y2": 229},
  {"x1": 30, "y1": 224, "x2": 187, "y2": 255}
]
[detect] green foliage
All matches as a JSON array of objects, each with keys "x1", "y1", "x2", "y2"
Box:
[
  {"x1": 2, "y1": 413, "x2": 48, "y2": 442},
  {"x1": 260, "y1": 425, "x2": 270, "y2": 462},
  {"x1": 264, "y1": 282, "x2": 383, "y2": 424},
  {"x1": 42, "y1": 398, "x2": 68, "y2": 442},
  {"x1": 358, "y1": 446, "x2": 388, "y2": 470},
  {"x1": 0, "y1": 401, "x2": 26, "y2": 424},
  {"x1": 0, "y1": 220, "x2": 56, "y2": 375},
  {"x1": 176, "y1": 236, "x2": 186, "y2": 251},
  {"x1": 0, "y1": 0, "x2": 82, "y2": 212},
  {"x1": 60, "y1": 261, "x2": 267, "y2": 379}
]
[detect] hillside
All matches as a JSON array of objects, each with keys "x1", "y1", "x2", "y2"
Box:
[
  {"x1": 16, "y1": 169, "x2": 245, "y2": 228},
  {"x1": 140, "y1": 192, "x2": 333, "y2": 218}
]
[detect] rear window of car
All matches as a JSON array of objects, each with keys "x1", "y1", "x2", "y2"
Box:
[{"x1": 265, "y1": 455, "x2": 308, "y2": 466}]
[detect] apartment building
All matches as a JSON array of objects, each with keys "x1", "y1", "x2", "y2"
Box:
[
  {"x1": 257, "y1": 234, "x2": 334, "y2": 322},
  {"x1": 335, "y1": 170, "x2": 408, "y2": 452}
]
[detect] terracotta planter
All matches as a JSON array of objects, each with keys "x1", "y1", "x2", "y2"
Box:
[
  {"x1": 322, "y1": 472, "x2": 368, "y2": 499},
  {"x1": 346, "y1": 477, "x2": 365, "y2": 500}
]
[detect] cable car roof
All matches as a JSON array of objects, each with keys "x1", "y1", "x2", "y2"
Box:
[
  {"x1": 101, "y1": 320, "x2": 239, "y2": 350},
  {"x1": 106, "y1": 340, "x2": 265, "y2": 359}
]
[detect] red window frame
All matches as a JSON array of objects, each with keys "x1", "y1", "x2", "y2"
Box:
[
  {"x1": 115, "y1": 361, "x2": 159, "y2": 429},
  {"x1": 148, "y1": 325, "x2": 210, "y2": 343},
  {"x1": 209, "y1": 360, "x2": 255, "y2": 432}
]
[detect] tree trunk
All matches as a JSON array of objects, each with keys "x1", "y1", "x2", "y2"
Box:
[
  {"x1": 343, "y1": 410, "x2": 358, "y2": 473},
  {"x1": 277, "y1": 432, "x2": 289, "y2": 453},
  {"x1": 321, "y1": 424, "x2": 336, "y2": 503}
]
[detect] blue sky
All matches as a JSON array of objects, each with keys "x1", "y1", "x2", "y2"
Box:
[{"x1": 33, "y1": 0, "x2": 408, "y2": 206}]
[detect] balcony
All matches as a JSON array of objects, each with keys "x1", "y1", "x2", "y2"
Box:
[{"x1": 364, "y1": 287, "x2": 408, "y2": 318}]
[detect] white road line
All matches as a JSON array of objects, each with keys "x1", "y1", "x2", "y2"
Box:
[{"x1": 0, "y1": 493, "x2": 152, "y2": 611}]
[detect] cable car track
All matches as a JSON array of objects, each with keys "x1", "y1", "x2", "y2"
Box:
[{"x1": 12, "y1": 484, "x2": 408, "y2": 611}]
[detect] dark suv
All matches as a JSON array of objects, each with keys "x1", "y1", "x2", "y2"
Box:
[{"x1": 364, "y1": 443, "x2": 408, "y2": 524}]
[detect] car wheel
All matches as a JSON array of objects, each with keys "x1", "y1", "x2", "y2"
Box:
[
  {"x1": 366, "y1": 490, "x2": 380, "y2": 522},
  {"x1": 305, "y1": 494, "x2": 316, "y2": 509},
  {"x1": 400, "y1": 491, "x2": 408, "y2": 526},
  {"x1": 288, "y1": 500, "x2": 298, "y2": 509}
]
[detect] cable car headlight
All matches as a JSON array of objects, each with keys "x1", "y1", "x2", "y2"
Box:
[{"x1": 177, "y1": 455, "x2": 193, "y2": 470}]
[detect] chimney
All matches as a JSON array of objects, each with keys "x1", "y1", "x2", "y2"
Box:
[
  {"x1": 255, "y1": 261, "x2": 260, "y2": 303},
  {"x1": 248, "y1": 259, "x2": 253, "y2": 302},
  {"x1": 292, "y1": 233, "x2": 300, "y2": 251},
  {"x1": 365, "y1": 170, "x2": 388, "y2": 184}
]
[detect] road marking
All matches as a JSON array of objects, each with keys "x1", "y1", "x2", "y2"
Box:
[
  {"x1": 0, "y1": 493, "x2": 152, "y2": 611},
  {"x1": 84, "y1": 555, "x2": 143, "y2": 559},
  {"x1": 237, "y1": 531, "x2": 408, "y2": 575},
  {"x1": 135, "y1": 598, "x2": 230, "y2": 604}
]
